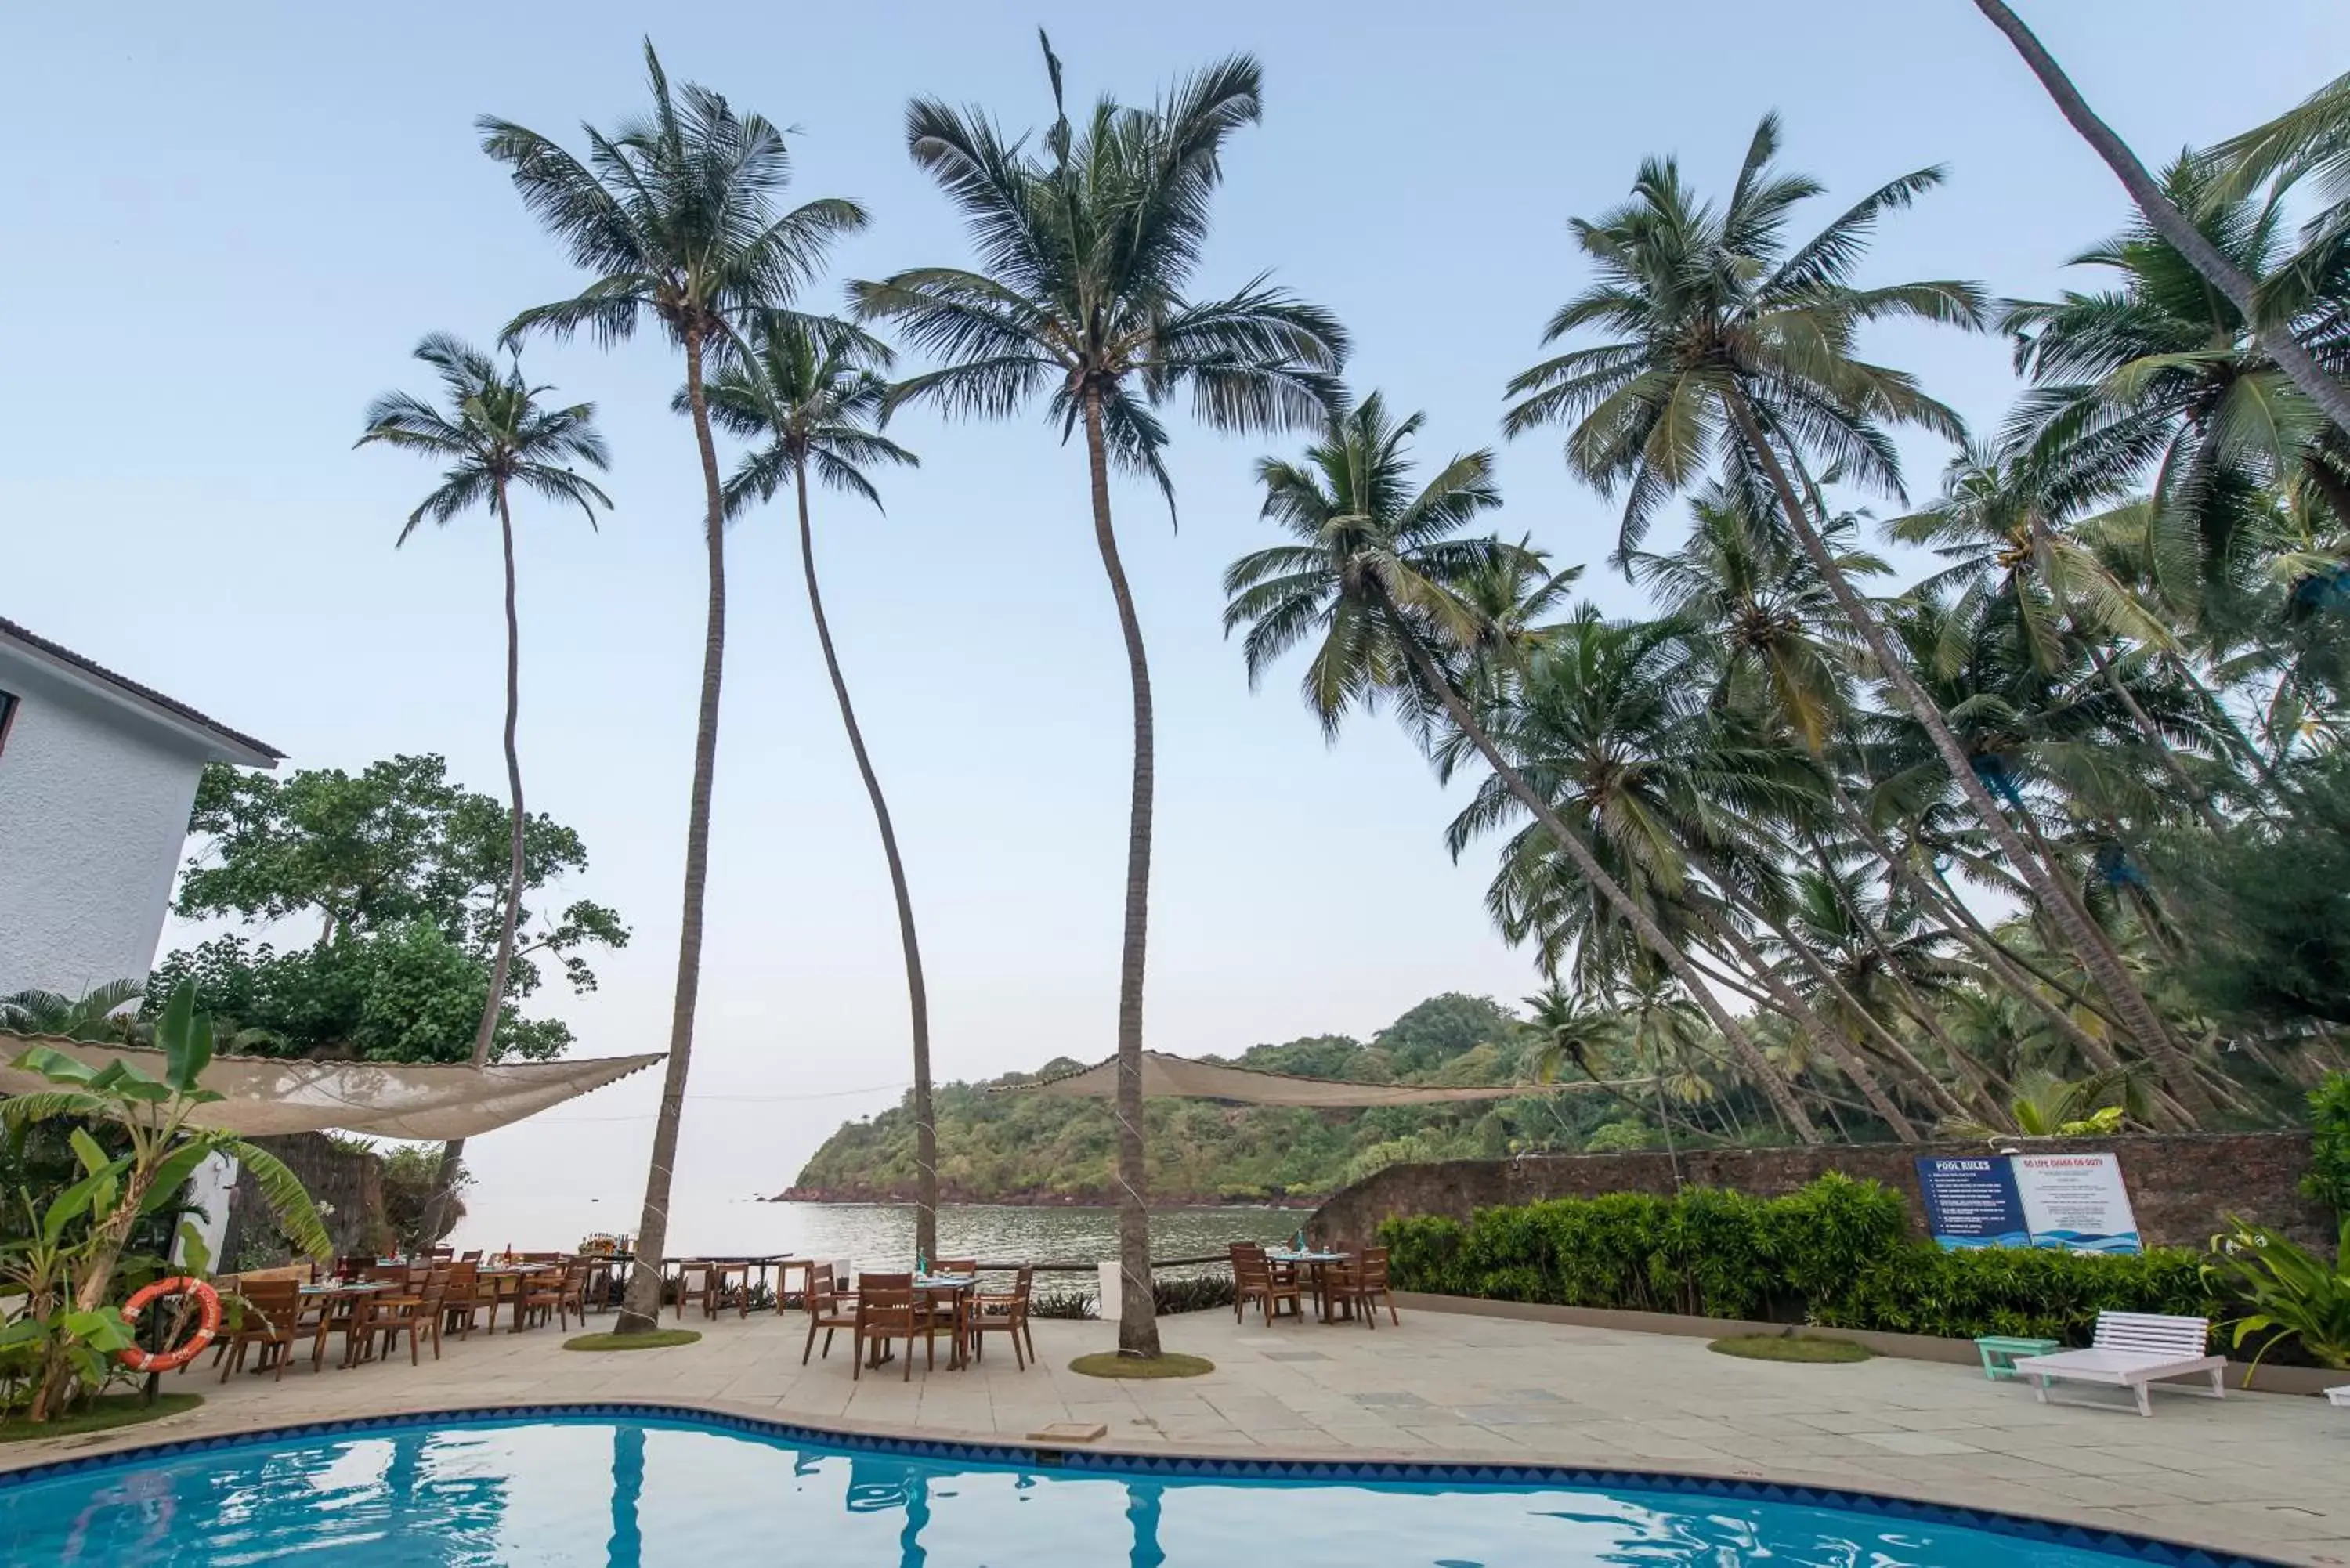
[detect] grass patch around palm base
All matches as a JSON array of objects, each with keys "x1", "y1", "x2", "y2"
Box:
[
  {"x1": 564, "y1": 1329, "x2": 702, "y2": 1352},
  {"x1": 1708, "y1": 1332, "x2": 1872, "y2": 1364},
  {"x1": 0, "y1": 1392, "x2": 203, "y2": 1442},
  {"x1": 1068, "y1": 1351, "x2": 1215, "y2": 1379}
]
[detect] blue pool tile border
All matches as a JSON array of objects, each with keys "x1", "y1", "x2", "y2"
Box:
[{"x1": 0, "y1": 1400, "x2": 2287, "y2": 1568}]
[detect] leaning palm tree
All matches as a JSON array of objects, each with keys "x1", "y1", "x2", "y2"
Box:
[
  {"x1": 854, "y1": 35, "x2": 1346, "y2": 1355},
  {"x1": 481, "y1": 41, "x2": 868, "y2": 1332},
  {"x1": 1223, "y1": 392, "x2": 1822, "y2": 1141},
  {"x1": 1965, "y1": 0, "x2": 2350, "y2": 440},
  {"x1": 357, "y1": 334, "x2": 610, "y2": 1240},
  {"x1": 692, "y1": 313, "x2": 935, "y2": 1260},
  {"x1": 1503, "y1": 115, "x2": 2211, "y2": 1118}
]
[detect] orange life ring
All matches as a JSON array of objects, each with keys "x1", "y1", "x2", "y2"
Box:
[{"x1": 117, "y1": 1277, "x2": 221, "y2": 1373}]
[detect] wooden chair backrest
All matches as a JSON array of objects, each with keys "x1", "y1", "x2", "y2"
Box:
[
  {"x1": 1233, "y1": 1250, "x2": 1272, "y2": 1292},
  {"x1": 806, "y1": 1262, "x2": 841, "y2": 1313},
  {"x1": 460, "y1": 1250, "x2": 483, "y2": 1263},
  {"x1": 2092, "y1": 1311, "x2": 2209, "y2": 1356},
  {"x1": 1355, "y1": 1247, "x2": 1390, "y2": 1289},
  {"x1": 365, "y1": 1265, "x2": 408, "y2": 1286},
  {"x1": 933, "y1": 1259, "x2": 978, "y2": 1276},
  {"x1": 521, "y1": 1252, "x2": 562, "y2": 1263},
  {"x1": 240, "y1": 1264, "x2": 306, "y2": 1285},
  {"x1": 429, "y1": 1246, "x2": 454, "y2": 1261},
  {"x1": 444, "y1": 1261, "x2": 478, "y2": 1297},
  {"x1": 857, "y1": 1273, "x2": 916, "y2": 1330},
  {"x1": 240, "y1": 1277, "x2": 302, "y2": 1336}
]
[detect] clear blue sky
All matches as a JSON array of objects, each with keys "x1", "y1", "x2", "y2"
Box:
[{"x1": 8, "y1": 2, "x2": 2346, "y2": 1245}]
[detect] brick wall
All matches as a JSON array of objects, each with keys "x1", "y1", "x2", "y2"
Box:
[{"x1": 1309, "y1": 1132, "x2": 2330, "y2": 1252}]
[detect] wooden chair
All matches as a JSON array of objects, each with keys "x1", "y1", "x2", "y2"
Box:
[
  {"x1": 356, "y1": 1266, "x2": 450, "y2": 1367},
  {"x1": 515, "y1": 1266, "x2": 571, "y2": 1332},
  {"x1": 801, "y1": 1263, "x2": 859, "y2": 1365},
  {"x1": 925, "y1": 1259, "x2": 977, "y2": 1334},
  {"x1": 968, "y1": 1265, "x2": 1035, "y2": 1371},
  {"x1": 851, "y1": 1273, "x2": 932, "y2": 1382},
  {"x1": 197, "y1": 1274, "x2": 242, "y2": 1375},
  {"x1": 540, "y1": 1262, "x2": 592, "y2": 1331},
  {"x1": 459, "y1": 1249, "x2": 483, "y2": 1263},
  {"x1": 671, "y1": 1260, "x2": 719, "y2": 1321},
  {"x1": 1329, "y1": 1246, "x2": 1400, "y2": 1328},
  {"x1": 439, "y1": 1261, "x2": 481, "y2": 1339},
  {"x1": 428, "y1": 1245, "x2": 455, "y2": 1263},
  {"x1": 1233, "y1": 1246, "x2": 1303, "y2": 1326},
  {"x1": 218, "y1": 1278, "x2": 302, "y2": 1382}
]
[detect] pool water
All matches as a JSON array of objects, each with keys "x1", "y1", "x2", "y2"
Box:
[{"x1": 0, "y1": 1416, "x2": 2198, "y2": 1566}]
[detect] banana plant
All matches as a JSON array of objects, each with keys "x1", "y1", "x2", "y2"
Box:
[
  {"x1": 2204, "y1": 1216, "x2": 2350, "y2": 1378},
  {"x1": 0, "y1": 1185, "x2": 143, "y2": 1419},
  {"x1": 2, "y1": 979, "x2": 328, "y2": 1418}
]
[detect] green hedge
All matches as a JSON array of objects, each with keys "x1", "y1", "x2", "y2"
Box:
[{"x1": 1378, "y1": 1174, "x2": 2215, "y2": 1348}]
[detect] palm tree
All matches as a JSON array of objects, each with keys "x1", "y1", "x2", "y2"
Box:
[
  {"x1": 357, "y1": 334, "x2": 610, "y2": 1239},
  {"x1": 1449, "y1": 606, "x2": 1925, "y2": 1135},
  {"x1": 1966, "y1": 0, "x2": 2350, "y2": 441},
  {"x1": 2001, "y1": 161, "x2": 2343, "y2": 589},
  {"x1": 1502, "y1": 116, "x2": 2211, "y2": 1118},
  {"x1": 481, "y1": 41, "x2": 868, "y2": 1332},
  {"x1": 0, "y1": 979, "x2": 146, "y2": 1042},
  {"x1": 1890, "y1": 441, "x2": 2226, "y2": 828},
  {"x1": 1222, "y1": 393, "x2": 1821, "y2": 1141},
  {"x1": 692, "y1": 313, "x2": 935, "y2": 1260},
  {"x1": 854, "y1": 35, "x2": 1346, "y2": 1354}
]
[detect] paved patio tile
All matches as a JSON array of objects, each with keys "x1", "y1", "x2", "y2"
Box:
[
  {"x1": 4, "y1": 1302, "x2": 2341, "y2": 1565},
  {"x1": 1849, "y1": 1430, "x2": 1984, "y2": 1456}
]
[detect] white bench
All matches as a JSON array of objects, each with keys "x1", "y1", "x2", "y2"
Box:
[{"x1": 2011, "y1": 1311, "x2": 2225, "y2": 1417}]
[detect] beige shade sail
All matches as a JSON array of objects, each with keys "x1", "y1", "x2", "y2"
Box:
[
  {"x1": 0, "y1": 1035, "x2": 662, "y2": 1140},
  {"x1": 997, "y1": 1050, "x2": 1632, "y2": 1107}
]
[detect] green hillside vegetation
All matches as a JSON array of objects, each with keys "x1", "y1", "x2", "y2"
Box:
[{"x1": 787, "y1": 995, "x2": 1629, "y2": 1205}]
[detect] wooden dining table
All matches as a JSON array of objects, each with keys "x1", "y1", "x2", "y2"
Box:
[
  {"x1": 914, "y1": 1273, "x2": 979, "y2": 1369},
  {"x1": 1264, "y1": 1249, "x2": 1354, "y2": 1323},
  {"x1": 300, "y1": 1280, "x2": 395, "y2": 1369}
]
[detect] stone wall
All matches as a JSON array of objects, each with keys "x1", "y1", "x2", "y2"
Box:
[
  {"x1": 216, "y1": 1133, "x2": 385, "y2": 1268},
  {"x1": 1310, "y1": 1132, "x2": 2329, "y2": 1251}
]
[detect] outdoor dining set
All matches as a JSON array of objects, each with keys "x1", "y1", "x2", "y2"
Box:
[
  {"x1": 1230, "y1": 1241, "x2": 1400, "y2": 1328},
  {"x1": 198, "y1": 1238, "x2": 1384, "y2": 1389},
  {"x1": 206, "y1": 1250, "x2": 602, "y2": 1380}
]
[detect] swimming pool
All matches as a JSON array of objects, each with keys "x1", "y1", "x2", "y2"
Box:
[{"x1": 0, "y1": 1408, "x2": 2276, "y2": 1566}]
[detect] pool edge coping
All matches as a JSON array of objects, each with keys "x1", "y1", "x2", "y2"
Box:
[{"x1": 0, "y1": 1394, "x2": 2299, "y2": 1568}]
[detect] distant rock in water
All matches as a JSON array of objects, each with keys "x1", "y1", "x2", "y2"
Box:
[{"x1": 786, "y1": 994, "x2": 1602, "y2": 1205}]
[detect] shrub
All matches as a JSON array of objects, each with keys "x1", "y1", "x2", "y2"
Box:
[
  {"x1": 1377, "y1": 1176, "x2": 2218, "y2": 1349},
  {"x1": 2306, "y1": 1073, "x2": 2350, "y2": 1219}
]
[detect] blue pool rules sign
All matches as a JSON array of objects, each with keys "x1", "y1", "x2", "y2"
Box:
[
  {"x1": 1915, "y1": 1153, "x2": 2142, "y2": 1254},
  {"x1": 1915, "y1": 1157, "x2": 2031, "y2": 1249}
]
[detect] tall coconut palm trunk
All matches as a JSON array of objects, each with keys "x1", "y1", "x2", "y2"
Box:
[
  {"x1": 1969, "y1": 0, "x2": 2350, "y2": 443},
  {"x1": 1684, "y1": 893, "x2": 1925, "y2": 1138},
  {"x1": 620, "y1": 328, "x2": 731, "y2": 1334},
  {"x1": 794, "y1": 457, "x2": 938, "y2": 1263},
  {"x1": 1083, "y1": 388, "x2": 1162, "y2": 1353},
  {"x1": 1385, "y1": 613, "x2": 1821, "y2": 1143},
  {"x1": 1725, "y1": 392, "x2": 2213, "y2": 1119},
  {"x1": 425, "y1": 483, "x2": 531, "y2": 1245}
]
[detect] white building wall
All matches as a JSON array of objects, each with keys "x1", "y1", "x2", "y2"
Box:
[{"x1": 0, "y1": 651, "x2": 212, "y2": 997}]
